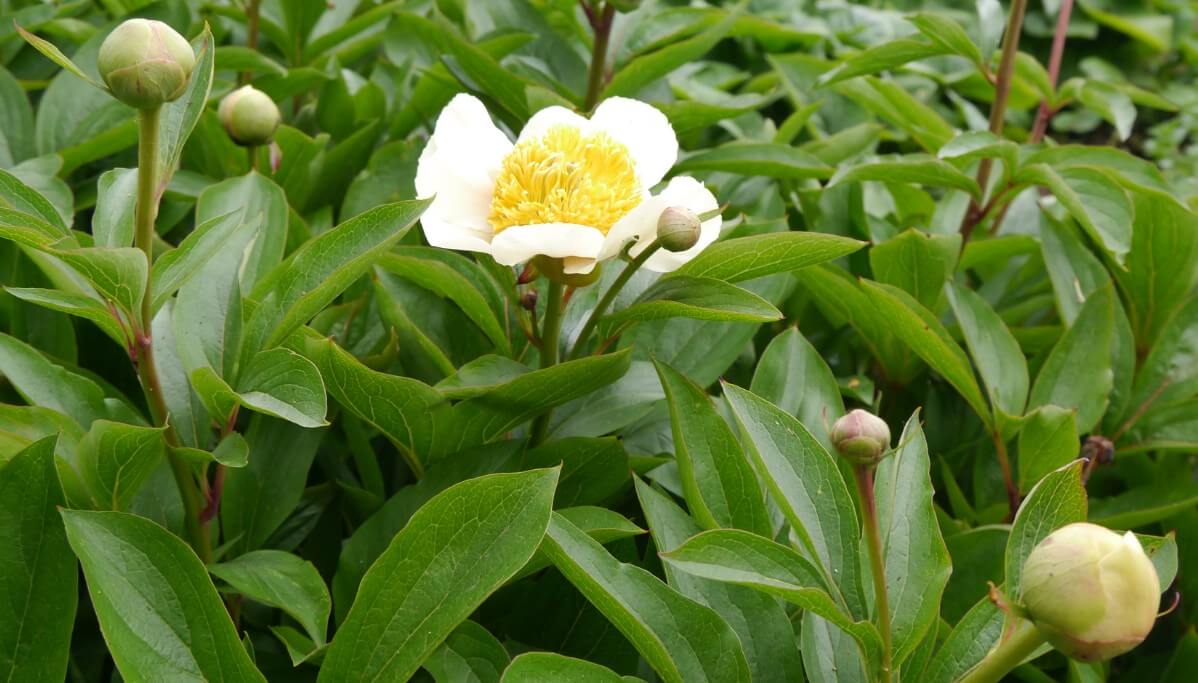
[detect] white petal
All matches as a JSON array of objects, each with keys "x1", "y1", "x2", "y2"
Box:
[
  {"x1": 591, "y1": 97, "x2": 679, "y2": 189},
  {"x1": 490, "y1": 223, "x2": 607, "y2": 273},
  {"x1": 414, "y1": 94, "x2": 512, "y2": 253},
  {"x1": 518, "y1": 105, "x2": 592, "y2": 143},
  {"x1": 631, "y1": 177, "x2": 721, "y2": 273}
]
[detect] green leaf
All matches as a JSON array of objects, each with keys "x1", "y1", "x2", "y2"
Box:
[
  {"x1": 1027, "y1": 286, "x2": 1114, "y2": 434},
  {"x1": 235, "y1": 347, "x2": 328, "y2": 428},
  {"x1": 502, "y1": 652, "x2": 629, "y2": 683},
  {"x1": 1077, "y1": 0, "x2": 1172, "y2": 51},
  {"x1": 209, "y1": 550, "x2": 330, "y2": 646},
  {"x1": 519, "y1": 437, "x2": 631, "y2": 507},
  {"x1": 156, "y1": 27, "x2": 214, "y2": 194},
  {"x1": 862, "y1": 280, "x2": 991, "y2": 426},
  {"x1": 1015, "y1": 164, "x2": 1133, "y2": 265},
  {"x1": 0, "y1": 437, "x2": 77, "y2": 682},
  {"x1": 834, "y1": 77, "x2": 955, "y2": 152},
  {"x1": 302, "y1": 334, "x2": 446, "y2": 468},
  {"x1": 749, "y1": 327, "x2": 844, "y2": 451},
  {"x1": 1004, "y1": 460, "x2": 1087, "y2": 597},
  {"x1": 246, "y1": 198, "x2": 431, "y2": 353},
  {"x1": 14, "y1": 23, "x2": 107, "y2": 90},
  {"x1": 77, "y1": 420, "x2": 165, "y2": 511},
  {"x1": 93, "y1": 168, "x2": 137, "y2": 248},
  {"x1": 946, "y1": 281, "x2": 1029, "y2": 421},
  {"x1": 50, "y1": 246, "x2": 147, "y2": 318},
  {"x1": 195, "y1": 171, "x2": 289, "y2": 291},
  {"x1": 869, "y1": 229, "x2": 960, "y2": 311},
  {"x1": 603, "y1": 276, "x2": 781, "y2": 329},
  {"x1": 938, "y1": 131, "x2": 1018, "y2": 173},
  {"x1": 1037, "y1": 216, "x2": 1111, "y2": 326},
  {"x1": 4, "y1": 287, "x2": 127, "y2": 345},
  {"x1": 424, "y1": 621, "x2": 509, "y2": 683},
  {"x1": 818, "y1": 39, "x2": 950, "y2": 87},
  {"x1": 874, "y1": 413, "x2": 951, "y2": 665},
  {"x1": 830, "y1": 156, "x2": 981, "y2": 200},
  {"x1": 1077, "y1": 81, "x2": 1136, "y2": 142},
  {"x1": 1017, "y1": 406, "x2": 1080, "y2": 494},
  {"x1": 213, "y1": 46, "x2": 287, "y2": 76},
  {"x1": 721, "y1": 383, "x2": 867, "y2": 618},
  {"x1": 907, "y1": 13, "x2": 984, "y2": 68},
  {"x1": 150, "y1": 209, "x2": 255, "y2": 313},
  {"x1": 61, "y1": 510, "x2": 265, "y2": 682},
  {"x1": 222, "y1": 416, "x2": 325, "y2": 554},
  {"x1": 674, "y1": 142, "x2": 833, "y2": 180},
  {"x1": 0, "y1": 171, "x2": 70, "y2": 236},
  {"x1": 673, "y1": 232, "x2": 865, "y2": 283},
  {"x1": 378, "y1": 251, "x2": 510, "y2": 355},
  {"x1": 542, "y1": 513, "x2": 752, "y2": 683},
  {"x1": 660, "y1": 529, "x2": 882, "y2": 674},
  {"x1": 319, "y1": 468, "x2": 558, "y2": 682},
  {"x1": 634, "y1": 478, "x2": 803, "y2": 683},
  {"x1": 0, "y1": 331, "x2": 109, "y2": 426},
  {"x1": 604, "y1": 4, "x2": 740, "y2": 98},
  {"x1": 1116, "y1": 192, "x2": 1198, "y2": 347},
  {"x1": 920, "y1": 594, "x2": 1004, "y2": 683},
  {"x1": 654, "y1": 361, "x2": 771, "y2": 535}
]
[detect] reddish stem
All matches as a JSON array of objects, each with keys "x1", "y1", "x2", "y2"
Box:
[{"x1": 1030, "y1": 0, "x2": 1074, "y2": 142}]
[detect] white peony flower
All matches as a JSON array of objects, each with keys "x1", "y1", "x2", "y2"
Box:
[{"x1": 414, "y1": 94, "x2": 721, "y2": 275}]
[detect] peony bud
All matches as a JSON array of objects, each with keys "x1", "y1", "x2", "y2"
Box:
[
  {"x1": 97, "y1": 19, "x2": 195, "y2": 109},
  {"x1": 1021, "y1": 522, "x2": 1160, "y2": 662},
  {"x1": 830, "y1": 409, "x2": 891, "y2": 466},
  {"x1": 656, "y1": 206, "x2": 701, "y2": 253},
  {"x1": 219, "y1": 85, "x2": 281, "y2": 146}
]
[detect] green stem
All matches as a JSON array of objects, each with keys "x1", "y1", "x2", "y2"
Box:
[
  {"x1": 529, "y1": 280, "x2": 565, "y2": 446},
  {"x1": 958, "y1": 620, "x2": 1046, "y2": 683},
  {"x1": 854, "y1": 465, "x2": 892, "y2": 683},
  {"x1": 569, "y1": 242, "x2": 660, "y2": 360},
  {"x1": 959, "y1": 0, "x2": 1028, "y2": 246},
  {"x1": 583, "y1": 3, "x2": 616, "y2": 111},
  {"x1": 134, "y1": 107, "x2": 211, "y2": 563}
]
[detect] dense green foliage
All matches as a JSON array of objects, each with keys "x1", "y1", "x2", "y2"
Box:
[{"x1": 2, "y1": 0, "x2": 1198, "y2": 681}]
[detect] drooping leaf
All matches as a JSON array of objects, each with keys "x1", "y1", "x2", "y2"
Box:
[{"x1": 209, "y1": 550, "x2": 331, "y2": 646}]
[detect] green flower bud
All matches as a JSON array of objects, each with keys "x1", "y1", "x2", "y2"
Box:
[
  {"x1": 830, "y1": 409, "x2": 891, "y2": 467},
  {"x1": 97, "y1": 19, "x2": 194, "y2": 109},
  {"x1": 657, "y1": 206, "x2": 701, "y2": 252},
  {"x1": 219, "y1": 85, "x2": 281, "y2": 146},
  {"x1": 1021, "y1": 522, "x2": 1160, "y2": 662}
]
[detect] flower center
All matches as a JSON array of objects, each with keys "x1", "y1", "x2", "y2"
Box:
[{"x1": 489, "y1": 125, "x2": 642, "y2": 234}]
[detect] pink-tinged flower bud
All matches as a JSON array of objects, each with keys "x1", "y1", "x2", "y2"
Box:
[
  {"x1": 97, "y1": 19, "x2": 194, "y2": 109},
  {"x1": 830, "y1": 409, "x2": 891, "y2": 466},
  {"x1": 219, "y1": 85, "x2": 281, "y2": 146},
  {"x1": 656, "y1": 206, "x2": 701, "y2": 253},
  {"x1": 1021, "y1": 522, "x2": 1160, "y2": 662}
]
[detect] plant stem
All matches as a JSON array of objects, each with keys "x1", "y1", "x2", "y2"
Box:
[
  {"x1": 958, "y1": 619, "x2": 1046, "y2": 683},
  {"x1": 959, "y1": 0, "x2": 1029, "y2": 246},
  {"x1": 570, "y1": 242, "x2": 660, "y2": 359},
  {"x1": 853, "y1": 465, "x2": 892, "y2": 683},
  {"x1": 134, "y1": 107, "x2": 211, "y2": 563},
  {"x1": 992, "y1": 431, "x2": 1020, "y2": 521},
  {"x1": 529, "y1": 280, "x2": 565, "y2": 446},
  {"x1": 241, "y1": 0, "x2": 261, "y2": 84},
  {"x1": 583, "y1": 2, "x2": 616, "y2": 111},
  {"x1": 1030, "y1": 0, "x2": 1074, "y2": 143}
]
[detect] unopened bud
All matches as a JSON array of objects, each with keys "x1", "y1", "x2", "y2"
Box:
[
  {"x1": 520, "y1": 290, "x2": 538, "y2": 311},
  {"x1": 97, "y1": 19, "x2": 194, "y2": 109},
  {"x1": 219, "y1": 85, "x2": 281, "y2": 146},
  {"x1": 657, "y1": 206, "x2": 701, "y2": 252},
  {"x1": 1021, "y1": 522, "x2": 1160, "y2": 662},
  {"x1": 830, "y1": 409, "x2": 891, "y2": 466}
]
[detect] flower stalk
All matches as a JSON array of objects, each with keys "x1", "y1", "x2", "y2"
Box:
[
  {"x1": 570, "y1": 241, "x2": 661, "y2": 359},
  {"x1": 959, "y1": 0, "x2": 1029, "y2": 245},
  {"x1": 583, "y1": 2, "x2": 616, "y2": 110},
  {"x1": 958, "y1": 618, "x2": 1046, "y2": 683},
  {"x1": 133, "y1": 106, "x2": 211, "y2": 563},
  {"x1": 854, "y1": 465, "x2": 893, "y2": 683}
]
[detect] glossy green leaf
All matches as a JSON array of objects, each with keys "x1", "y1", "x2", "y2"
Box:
[
  {"x1": 870, "y1": 229, "x2": 960, "y2": 311},
  {"x1": 818, "y1": 40, "x2": 950, "y2": 87},
  {"x1": 424, "y1": 621, "x2": 509, "y2": 683},
  {"x1": 1004, "y1": 460, "x2": 1087, "y2": 596},
  {"x1": 150, "y1": 210, "x2": 255, "y2": 313},
  {"x1": 235, "y1": 347, "x2": 328, "y2": 428},
  {"x1": 0, "y1": 437, "x2": 77, "y2": 682},
  {"x1": 542, "y1": 513, "x2": 751, "y2": 683},
  {"x1": 654, "y1": 361, "x2": 771, "y2": 535},
  {"x1": 62, "y1": 510, "x2": 265, "y2": 682},
  {"x1": 874, "y1": 413, "x2": 951, "y2": 664},
  {"x1": 674, "y1": 142, "x2": 833, "y2": 179},
  {"x1": 77, "y1": 420, "x2": 165, "y2": 511},
  {"x1": 604, "y1": 276, "x2": 781, "y2": 330},
  {"x1": 830, "y1": 156, "x2": 980, "y2": 200},
  {"x1": 14, "y1": 23, "x2": 107, "y2": 90},
  {"x1": 319, "y1": 468, "x2": 558, "y2": 682},
  {"x1": 1017, "y1": 406, "x2": 1079, "y2": 494},
  {"x1": 946, "y1": 281, "x2": 1029, "y2": 420},
  {"x1": 195, "y1": 171, "x2": 289, "y2": 291},
  {"x1": 1116, "y1": 192, "x2": 1198, "y2": 347},
  {"x1": 1016, "y1": 164, "x2": 1133, "y2": 265},
  {"x1": 673, "y1": 231, "x2": 865, "y2": 283},
  {"x1": 501, "y1": 652, "x2": 631, "y2": 683},
  {"x1": 155, "y1": 27, "x2": 214, "y2": 193},
  {"x1": 750, "y1": 327, "x2": 844, "y2": 450},
  {"x1": 722, "y1": 383, "x2": 867, "y2": 618},
  {"x1": 1028, "y1": 286, "x2": 1114, "y2": 434},
  {"x1": 209, "y1": 550, "x2": 330, "y2": 646},
  {"x1": 604, "y1": 5, "x2": 740, "y2": 98}
]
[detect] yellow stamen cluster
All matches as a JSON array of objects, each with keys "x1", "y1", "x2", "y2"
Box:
[{"x1": 489, "y1": 125, "x2": 641, "y2": 234}]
